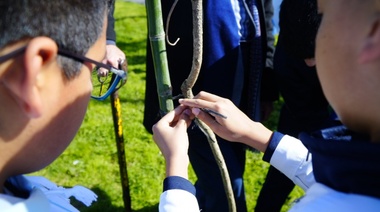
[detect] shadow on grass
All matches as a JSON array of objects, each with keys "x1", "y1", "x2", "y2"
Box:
[{"x1": 72, "y1": 187, "x2": 158, "y2": 212}]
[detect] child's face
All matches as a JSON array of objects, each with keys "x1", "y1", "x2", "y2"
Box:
[{"x1": 315, "y1": 0, "x2": 376, "y2": 131}]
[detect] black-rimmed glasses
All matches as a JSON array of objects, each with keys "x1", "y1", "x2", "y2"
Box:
[
  {"x1": 57, "y1": 49, "x2": 127, "y2": 101},
  {"x1": 0, "y1": 45, "x2": 127, "y2": 101}
]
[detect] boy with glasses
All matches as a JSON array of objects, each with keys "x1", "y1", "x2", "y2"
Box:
[
  {"x1": 0, "y1": 0, "x2": 126, "y2": 211},
  {"x1": 152, "y1": 0, "x2": 380, "y2": 211}
]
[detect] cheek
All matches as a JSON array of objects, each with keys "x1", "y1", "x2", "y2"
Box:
[
  {"x1": 49, "y1": 73, "x2": 92, "y2": 158},
  {"x1": 315, "y1": 32, "x2": 351, "y2": 118},
  {"x1": 20, "y1": 69, "x2": 93, "y2": 172},
  {"x1": 43, "y1": 97, "x2": 89, "y2": 168},
  {"x1": 315, "y1": 27, "x2": 329, "y2": 87},
  {"x1": 315, "y1": 25, "x2": 339, "y2": 108},
  {"x1": 26, "y1": 91, "x2": 90, "y2": 172},
  {"x1": 64, "y1": 69, "x2": 93, "y2": 101}
]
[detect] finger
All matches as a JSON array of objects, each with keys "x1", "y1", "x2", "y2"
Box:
[
  {"x1": 105, "y1": 45, "x2": 126, "y2": 67},
  {"x1": 173, "y1": 105, "x2": 189, "y2": 118},
  {"x1": 103, "y1": 54, "x2": 123, "y2": 67},
  {"x1": 104, "y1": 57, "x2": 119, "y2": 68},
  {"x1": 176, "y1": 109, "x2": 192, "y2": 129},
  {"x1": 119, "y1": 59, "x2": 128, "y2": 72},
  {"x1": 191, "y1": 107, "x2": 221, "y2": 129},
  {"x1": 194, "y1": 91, "x2": 223, "y2": 102},
  {"x1": 178, "y1": 98, "x2": 215, "y2": 110},
  {"x1": 159, "y1": 105, "x2": 188, "y2": 126},
  {"x1": 152, "y1": 109, "x2": 177, "y2": 137},
  {"x1": 97, "y1": 67, "x2": 109, "y2": 77},
  {"x1": 158, "y1": 109, "x2": 177, "y2": 126}
]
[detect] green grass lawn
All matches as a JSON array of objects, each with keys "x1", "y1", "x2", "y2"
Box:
[{"x1": 34, "y1": 1, "x2": 303, "y2": 211}]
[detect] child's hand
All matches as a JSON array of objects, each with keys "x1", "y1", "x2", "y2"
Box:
[
  {"x1": 152, "y1": 105, "x2": 193, "y2": 178},
  {"x1": 178, "y1": 91, "x2": 252, "y2": 142},
  {"x1": 179, "y1": 91, "x2": 272, "y2": 152}
]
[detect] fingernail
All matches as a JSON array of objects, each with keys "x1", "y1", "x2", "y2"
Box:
[{"x1": 192, "y1": 108, "x2": 200, "y2": 116}]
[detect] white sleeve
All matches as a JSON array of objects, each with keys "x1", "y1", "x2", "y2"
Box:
[
  {"x1": 289, "y1": 183, "x2": 380, "y2": 212},
  {"x1": 270, "y1": 135, "x2": 315, "y2": 190},
  {"x1": 159, "y1": 189, "x2": 199, "y2": 212}
]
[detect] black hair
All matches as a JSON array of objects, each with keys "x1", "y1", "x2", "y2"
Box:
[
  {"x1": 279, "y1": 0, "x2": 322, "y2": 59},
  {"x1": 0, "y1": 0, "x2": 108, "y2": 78}
]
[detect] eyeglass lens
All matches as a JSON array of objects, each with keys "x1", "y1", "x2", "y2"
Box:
[
  {"x1": 91, "y1": 67, "x2": 119, "y2": 98},
  {"x1": 90, "y1": 59, "x2": 127, "y2": 99}
]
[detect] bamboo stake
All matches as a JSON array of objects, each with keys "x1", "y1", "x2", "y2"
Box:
[{"x1": 146, "y1": 0, "x2": 174, "y2": 115}]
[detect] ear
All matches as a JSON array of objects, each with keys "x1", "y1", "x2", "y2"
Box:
[
  {"x1": 359, "y1": 19, "x2": 380, "y2": 64},
  {"x1": 2, "y1": 37, "x2": 58, "y2": 118}
]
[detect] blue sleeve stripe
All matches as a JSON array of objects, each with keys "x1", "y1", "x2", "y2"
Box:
[
  {"x1": 262, "y1": 132, "x2": 284, "y2": 162},
  {"x1": 163, "y1": 176, "x2": 196, "y2": 196}
]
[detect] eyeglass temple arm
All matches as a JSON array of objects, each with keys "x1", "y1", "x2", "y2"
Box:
[
  {"x1": 57, "y1": 48, "x2": 127, "y2": 80},
  {"x1": 0, "y1": 46, "x2": 27, "y2": 63}
]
